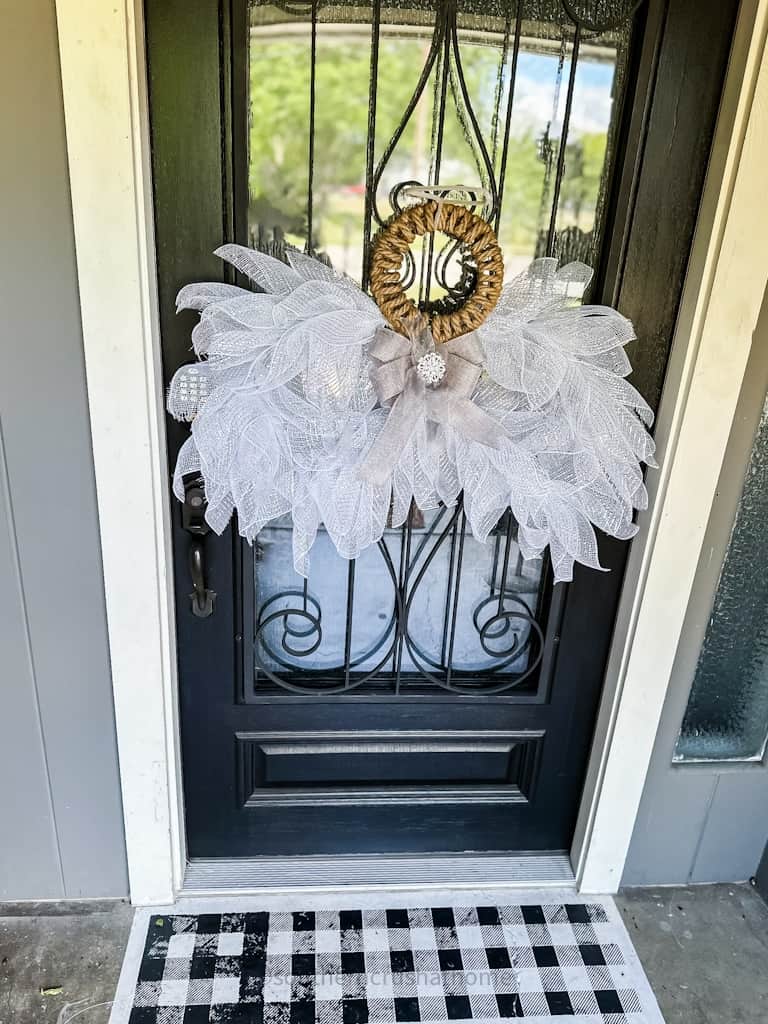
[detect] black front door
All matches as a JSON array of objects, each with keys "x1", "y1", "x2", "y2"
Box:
[{"x1": 146, "y1": 0, "x2": 736, "y2": 858}]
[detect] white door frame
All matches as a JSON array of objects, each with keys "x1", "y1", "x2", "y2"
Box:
[{"x1": 56, "y1": 0, "x2": 768, "y2": 904}]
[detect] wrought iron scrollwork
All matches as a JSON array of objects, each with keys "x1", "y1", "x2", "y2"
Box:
[
  {"x1": 358, "y1": 0, "x2": 644, "y2": 290},
  {"x1": 253, "y1": 501, "x2": 547, "y2": 696}
]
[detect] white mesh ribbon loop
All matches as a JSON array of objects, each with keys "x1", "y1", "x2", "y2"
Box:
[{"x1": 167, "y1": 248, "x2": 655, "y2": 582}]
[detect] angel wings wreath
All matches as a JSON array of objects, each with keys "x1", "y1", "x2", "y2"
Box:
[{"x1": 167, "y1": 193, "x2": 656, "y2": 584}]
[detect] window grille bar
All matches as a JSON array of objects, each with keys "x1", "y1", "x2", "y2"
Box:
[
  {"x1": 445, "y1": 511, "x2": 468, "y2": 687},
  {"x1": 498, "y1": 513, "x2": 515, "y2": 617},
  {"x1": 494, "y1": 2, "x2": 524, "y2": 233},
  {"x1": 447, "y1": 14, "x2": 498, "y2": 215},
  {"x1": 420, "y1": 6, "x2": 452, "y2": 308},
  {"x1": 369, "y1": 12, "x2": 442, "y2": 229},
  {"x1": 490, "y1": 530, "x2": 503, "y2": 598},
  {"x1": 306, "y1": 0, "x2": 318, "y2": 252},
  {"x1": 394, "y1": 518, "x2": 414, "y2": 693},
  {"x1": 361, "y1": 0, "x2": 382, "y2": 288},
  {"x1": 343, "y1": 559, "x2": 356, "y2": 687},
  {"x1": 545, "y1": 23, "x2": 582, "y2": 256},
  {"x1": 440, "y1": 515, "x2": 461, "y2": 669}
]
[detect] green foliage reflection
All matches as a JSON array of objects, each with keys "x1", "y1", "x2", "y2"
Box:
[{"x1": 249, "y1": 31, "x2": 612, "y2": 279}]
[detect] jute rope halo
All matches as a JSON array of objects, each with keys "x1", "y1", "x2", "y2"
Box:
[{"x1": 369, "y1": 199, "x2": 504, "y2": 344}]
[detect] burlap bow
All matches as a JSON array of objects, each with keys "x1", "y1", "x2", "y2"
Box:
[{"x1": 360, "y1": 320, "x2": 505, "y2": 486}]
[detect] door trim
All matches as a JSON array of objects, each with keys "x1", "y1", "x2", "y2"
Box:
[
  {"x1": 572, "y1": 0, "x2": 768, "y2": 892},
  {"x1": 55, "y1": 0, "x2": 186, "y2": 905},
  {"x1": 55, "y1": 0, "x2": 768, "y2": 902}
]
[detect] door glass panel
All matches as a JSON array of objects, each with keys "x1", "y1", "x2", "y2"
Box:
[
  {"x1": 674, "y1": 395, "x2": 768, "y2": 762},
  {"x1": 245, "y1": 0, "x2": 634, "y2": 695},
  {"x1": 254, "y1": 508, "x2": 547, "y2": 693},
  {"x1": 248, "y1": 0, "x2": 632, "y2": 278}
]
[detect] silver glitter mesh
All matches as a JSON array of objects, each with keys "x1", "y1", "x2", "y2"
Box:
[{"x1": 167, "y1": 247, "x2": 655, "y2": 582}]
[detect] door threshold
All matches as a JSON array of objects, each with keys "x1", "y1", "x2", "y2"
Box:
[{"x1": 182, "y1": 853, "x2": 575, "y2": 895}]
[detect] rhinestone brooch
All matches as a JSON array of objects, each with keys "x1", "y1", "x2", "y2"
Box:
[{"x1": 416, "y1": 351, "x2": 447, "y2": 387}]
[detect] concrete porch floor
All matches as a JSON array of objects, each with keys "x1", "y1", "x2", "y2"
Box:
[{"x1": 0, "y1": 884, "x2": 766, "y2": 1023}]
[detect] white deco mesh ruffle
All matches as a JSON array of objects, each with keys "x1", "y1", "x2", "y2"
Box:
[{"x1": 168, "y1": 247, "x2": 655, "y2": 582}]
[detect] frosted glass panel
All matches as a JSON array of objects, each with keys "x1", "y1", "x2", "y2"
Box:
[
  {"x1": 252, "y1": 508, "x2": 546, "y2": 694},
  {"x1": 675, "y1": 396, "x2": 768, "y2": 762}
]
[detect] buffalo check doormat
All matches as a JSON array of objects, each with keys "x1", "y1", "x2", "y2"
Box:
[{"x1": 109, "y1": 892, "x2": 664, "y2": 1024}]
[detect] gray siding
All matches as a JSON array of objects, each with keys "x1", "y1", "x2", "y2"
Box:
[
  {"x1": 0, "y1": 1, "x2": 128, "y2": 899},
  {"x1": 623, "y1": 286, "x2": 768, "y2": 886}
]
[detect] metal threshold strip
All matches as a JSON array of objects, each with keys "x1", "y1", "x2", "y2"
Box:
[{"x1": 183, "y1": 853, "x2": 575, "y2": 895}]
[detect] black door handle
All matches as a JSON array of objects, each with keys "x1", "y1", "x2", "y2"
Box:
[
  {"x1": 188, "y1": 538, "x2": 216, "y2": 618},
  {"x1": 181, "y1": 475, "x2": 215, "y2": 618}
]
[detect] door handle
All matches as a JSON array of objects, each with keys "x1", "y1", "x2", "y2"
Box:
[
  {"x1": 181, "y1": 475, "x2": 215, "y2": 618},
  {"x1": 188, "y1": 538, "x2": 216, "y2": 618}
]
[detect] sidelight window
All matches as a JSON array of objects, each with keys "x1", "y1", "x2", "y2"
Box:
[{"x1": 674, "y1": 393, "x2": 768, "y2": 762}]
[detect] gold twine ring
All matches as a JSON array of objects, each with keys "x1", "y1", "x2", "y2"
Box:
[{"x1": 369, "y1": 200, "x2": 504, "y2": 344}]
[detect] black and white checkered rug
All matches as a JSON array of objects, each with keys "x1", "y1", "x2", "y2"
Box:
[{"x1": 110, "y1": 894, "x2": 664, "y2": 1024}]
